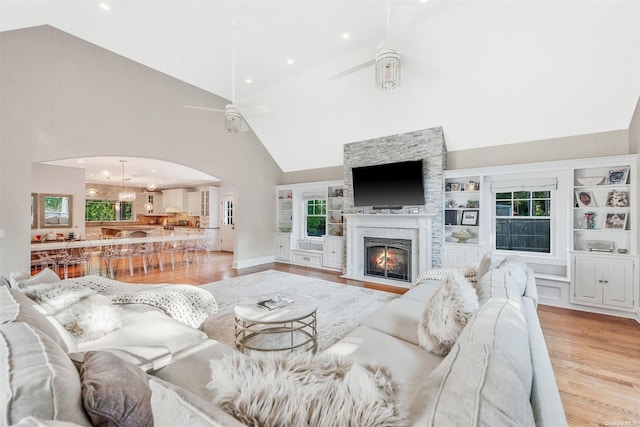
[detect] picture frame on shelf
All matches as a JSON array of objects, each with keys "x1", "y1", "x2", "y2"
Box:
[
  {"x1": 464, "y1": 181, "x2": 478, "y2": 191},
  {"x1": 450, "y1": 183, "x2": 461, "y2": 192},
  {"x1": 605, "y1": 190, "x2": 629, "y2": 207},
  {"x1": 604, "y1": 212, "x2": 627, "y2": 230},
  {"x1": 575, "y1": 190, "x2": 596, "y2": 208},
  {"x1": 444, "y1": 210, "x2": 457, "y2": 225},
  {"x1": 605, "y1": 167, "x2": 629, "y2": 185},
  {"x1": 461, "y1": 210, "x2": 479, "y2": 226}
]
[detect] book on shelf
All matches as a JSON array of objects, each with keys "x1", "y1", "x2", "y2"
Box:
[{"x1": 256, "y1": 295, "x2": 293, "y2": 310}]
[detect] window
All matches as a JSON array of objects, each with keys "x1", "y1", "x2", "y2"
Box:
[
  {"x1": 223, "y1": 200, "x2": 234, "y2": 225},
  {"x1": 495, "y1": 191, "x2": 551, "y2": 253},
  {"x1": 85, "y1": 200, "x2": 133, "y2": 221},
  {"x1": 305, "y1": 199, "x2": 326, "y2": 237}
]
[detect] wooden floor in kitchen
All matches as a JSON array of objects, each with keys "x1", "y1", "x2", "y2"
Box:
[{"x1": 81, "y1": 251, "x2": 639, "y2": 427}]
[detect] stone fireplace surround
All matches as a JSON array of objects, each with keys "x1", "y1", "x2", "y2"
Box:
[
  {"x1": 342, "y1": 213, "x2": 435, "y2": 288},
  {"x1": 341, "y1": 126, "x2": 447, "y2": 287}
]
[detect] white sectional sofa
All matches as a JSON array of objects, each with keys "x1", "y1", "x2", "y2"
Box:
[{"x1": 1, "y1": 254, "x2": 567, "y2": 426}]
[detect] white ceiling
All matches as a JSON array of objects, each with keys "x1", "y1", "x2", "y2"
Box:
[{"x1": 2, "y1": 0, "x2": 639, "y2": 172}]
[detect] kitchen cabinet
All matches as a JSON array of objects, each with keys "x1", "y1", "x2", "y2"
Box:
[
  {"x1": 162, "y1": 189, "x2": 187, "y2": 212},
  {"x1": 199, "y1": 186, "x2": 219, "y2": 228},
  {"x1": 571, "y1": 253, "x2": 637, "y2": 311},
  {"x1": 186, "y1": 191, "x2": 200, "y2": 216}
]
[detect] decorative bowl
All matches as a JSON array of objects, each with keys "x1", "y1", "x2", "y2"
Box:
[
  {"x1": 451, "y1": 230, "x2": 473, "y2": 243},
  {"x1": 577, "y1": 176, "x2": 604, "y2": 186}
]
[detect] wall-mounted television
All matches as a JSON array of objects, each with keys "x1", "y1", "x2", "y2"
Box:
[{"x1": 352, "y1": 160, "x2": 425, "y2": 208}]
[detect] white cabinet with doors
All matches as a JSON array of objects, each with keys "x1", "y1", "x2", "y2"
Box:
[
  {"x1": 442, "y1": 245, "x2": 481, "y2": 269},
  {"x1": 186, "y1": 191, "x2": 200, "y2": 216},
  {"x1": 571, "y1": 253, "x2": 637, "y2": 312},
  {"x1": 273, "y1": 232, "x2": 293, "y2": 261},
  {"x1": 323, "y1": 236, "x2": 343, "y2": 270}
]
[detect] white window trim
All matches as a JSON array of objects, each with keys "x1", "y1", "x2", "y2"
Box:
[{"x1": 301, "y1": 196, "x2": 327, "y2": 240}]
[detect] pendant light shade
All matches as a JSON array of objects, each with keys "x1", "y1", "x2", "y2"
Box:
[
  {"x1": 225, "y1": 105, "x2": 242, "y2": 133},
  {"x1": 375, "y1": 48, "x2": 401, "y2": 90},
  {"x1": 118, "y1": 160, "x2": 136, "y2": 202}
]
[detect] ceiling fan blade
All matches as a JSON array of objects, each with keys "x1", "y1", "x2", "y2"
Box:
[
  {"x1": 403, "y1": 56, "x2": 442, "y2": 81},
  {"x1": 184, "y1": 105, "x2": 225, "y2": 113},
  {"x1": 237, "y1": 104, "x2": 270, "y2": 115},
  {"x1": 328, "y1": 59, "x2": 375, "y2": 81},
  {"x1": 385, "y1": 4, "x2": 417, "y2": 48}
]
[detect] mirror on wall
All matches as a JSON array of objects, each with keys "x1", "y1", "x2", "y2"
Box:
[
  {"x1": 39, "y1": 193, "x2": 73, "y2": 228},
  {"x1": 31, "y1": 193, "x2": 38, "y2": 229}
]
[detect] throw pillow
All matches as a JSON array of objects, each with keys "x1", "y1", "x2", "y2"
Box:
[
  {"x1": 1, "y1": 285, "x2": 19, "y2": 323},
  {"x1": 207, "y1": 352, "x2": 404, "y2": 427},
  {"x1": 418, "y1": 271, "x2": 480, "y2": 356},
  {"x1": 10, "y1": 268, "x2": 61, "y2": 289},
  {"x1": 81, "y1": 351, "x2": 154, "y2": 427},
  {"x1": 24, "y1": 283, "x2": 122, "y2": 343},
  {"x1": 477, "y1": 251, "x2": 497, "y2": 280}
]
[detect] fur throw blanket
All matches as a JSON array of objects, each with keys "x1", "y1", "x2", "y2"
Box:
[
  {"x1": 23, "y1": 282, "x2": 122, "y2": 342},
  {"x1": 207, "y1": 352, "x2": 405, "y2": 427}
]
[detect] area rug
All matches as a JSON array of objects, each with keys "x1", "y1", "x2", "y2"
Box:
[{"x1": 199, "y1": 270, "x2": 398, "y2": 352}]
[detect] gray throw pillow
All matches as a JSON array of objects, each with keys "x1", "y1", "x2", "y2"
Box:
[{"x1": 81, "y1": 351, "x2": 153, "y2": 427}]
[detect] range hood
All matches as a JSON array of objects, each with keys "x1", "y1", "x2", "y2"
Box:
[{"x1": 164, "y1": 206, "x2": 181, "y2": 213}]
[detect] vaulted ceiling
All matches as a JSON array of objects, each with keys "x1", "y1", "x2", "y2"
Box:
[{"x1": 2, "y1": 0, "x2": 639, "y2": 172}]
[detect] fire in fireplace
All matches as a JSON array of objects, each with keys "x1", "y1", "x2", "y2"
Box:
[{"x1": 364, "y1": 238, "x2": 411, "y2": 282}]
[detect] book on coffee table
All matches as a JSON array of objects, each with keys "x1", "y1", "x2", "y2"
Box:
[{"x1": 256, "y1": 296, "x2": 293, "y2": 310}]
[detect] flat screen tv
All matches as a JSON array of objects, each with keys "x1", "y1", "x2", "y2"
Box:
[{"x1": 352, "y1": 160, "x2": 425, "y2": 208}]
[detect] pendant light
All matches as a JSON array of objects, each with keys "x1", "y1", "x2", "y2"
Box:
[{"x1": 118, "y1": 160, "x2": 136, "y2": 202}]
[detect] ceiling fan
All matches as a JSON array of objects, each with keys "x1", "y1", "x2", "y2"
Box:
[
  {"x1": 329, "y1": 1, "x2": 438, "y2": 89},
  {"x1": 185, "y1": 21, "x2": 266, "y2": 133}
]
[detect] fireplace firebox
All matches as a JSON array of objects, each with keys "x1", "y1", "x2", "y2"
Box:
[{"x1": 364, "y1": 237, "x2": 411, "y2": 282}]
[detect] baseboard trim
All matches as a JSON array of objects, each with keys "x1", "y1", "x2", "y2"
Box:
[{"x1": 234, "y1": 256, "x2": 274, "y2": 269}]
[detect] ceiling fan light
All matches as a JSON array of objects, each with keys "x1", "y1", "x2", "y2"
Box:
[
  {"x1": 375, "y1": 48, "x2": 401, "y2": 90},
  {"x1": 225, "y1": 105, "x2": 242, "y2": 133}
]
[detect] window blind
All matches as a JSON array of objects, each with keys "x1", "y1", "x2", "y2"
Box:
[{"x1": 491, "y1": 178, "x2": 557, "y2": 193}]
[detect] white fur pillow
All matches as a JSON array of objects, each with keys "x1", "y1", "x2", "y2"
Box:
[
  {"x1": 207, "y1": 352, "x2": 405, "y2": 427},
  {"x1": 418, "y1": 271, "x2": 480, "y2": 356}
]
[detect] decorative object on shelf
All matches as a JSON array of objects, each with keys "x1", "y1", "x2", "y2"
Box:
[
  {"x1": 576, "y1": 176, "x2": 604, "y2": 186},
  {"x1": 464, "y1": 181, "x2": 478, "y2": 191},
  {"x1": 584, "y1": 211, "x2": 596, "y2": 229},
  {"x1": 604, "y1": 212, "x2": 627, "y2": 230},
  {"x1": 460, "y1": 210, "x2": 479, "y2": 226},
  {"x1": 465, "y1": 200, "x2": 479, "y2": 208},
  {"x1": 451, "y1": 229, "x2": 473, "y2": 243},
  {"x1": 333, "y1": 188, "x2": 344, "y2": 197},
  {"x1": 444, "y1": 210, "x2": 457, "y2": 225},
  {"x1": 605, "y1": 190, "x2": 629, "y2": 207},
  {"x1": 585, "y1": 240, "x2": 614, "y2": 252},
  {"x1": 605, "y1": 167, "x2": 629, "y2": 185},
  {"x1": 446, "y1": 199, "x2": 458, "y2": 208},
  {"x1": 575, "y1": 190, "x2": 595, "y2": 208},
  {"x1": 450, "y1": 183, "x2": 461, "y2": 192}
]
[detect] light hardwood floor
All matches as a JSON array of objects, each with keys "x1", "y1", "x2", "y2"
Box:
[{"x1": 73, "y1": 251, "x2": 640, "y2": 427}]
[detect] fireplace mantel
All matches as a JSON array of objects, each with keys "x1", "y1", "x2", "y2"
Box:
[{"x1": 342, "y1": 213, "x2": 436, "y2": 288}]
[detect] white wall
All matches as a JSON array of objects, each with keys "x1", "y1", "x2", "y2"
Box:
[{"x1": 0, "y1": 25, "x2": 282, "y2": 275}]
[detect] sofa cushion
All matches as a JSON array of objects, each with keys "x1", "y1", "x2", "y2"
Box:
[
  {"x1": 12, "y1": 417, "x2": 87, "y2": 427},
  {"x1": 325, "y1": 325, "x2": 444, "y2": 424},
  {"x1": 148, "y1": 377, "x2": 246, "y2": 427},
  {"x1": 497, "y1": 255, "x2": 529, "y2": 294},
  {"x1": 359, "y1": 298, "x2": 425, "y2": 345},
  {"x1": 418, "y1": 341, "x2": 536, "y2": 427},
  {"x1": 401, "y1": 280, "x2": 440, "y2": 303},
  {"x1": 0, "y1": 322, "x2": 91, "y2": 426},
  {"x1": 10, "y1": 268, "x2": 61, "y2": 289},
  {"x1": 76, "y1": 309, "x2": 208, "y2": 354},
  {"x1": 7, "y1": 288, "x2": 76, "y2": 352},
  {"x1": 0, "y1": 285, "x2": 19, "y2": 323},
  {"x1": 418, "y1": 271, "x2": 479, "y2": 356},
  {"x1": 80, "y1": 351, "x2": 153, "y2": 427},
  {"x1": 476, "y1": 267, "x2": 527, "y2": 306},
  {"x1": 477, "y1": 251, "x2": 497, "y2": 280}
]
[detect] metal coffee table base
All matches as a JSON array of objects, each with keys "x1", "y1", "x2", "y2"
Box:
[{"x1": 234, "y1": 312, "x2": 317, "y2": 354}]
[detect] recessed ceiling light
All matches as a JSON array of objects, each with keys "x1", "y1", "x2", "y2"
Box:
[
  {"x1": 287, "y1": 59, "x2": 294, "y2": 65},
  {"x1": 245, "y1": 78, "x2": 253, "y2": 84},
  {"x1": 99, "y1": 3, "x2": 110, "y2": 11},
  {"x1": 420, "y1": 0, "x2": 428, "y2": 3},
  {"x1": 342, "y1": 32, "x2": 350, "y2": 40},
  {"x1": 76, "y1": 160, "x2": 85, "y2": 163}
]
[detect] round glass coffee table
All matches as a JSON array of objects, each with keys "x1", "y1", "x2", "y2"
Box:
[{"x1": 234, "y1": 294, "x2": 317, "y2": 354}]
